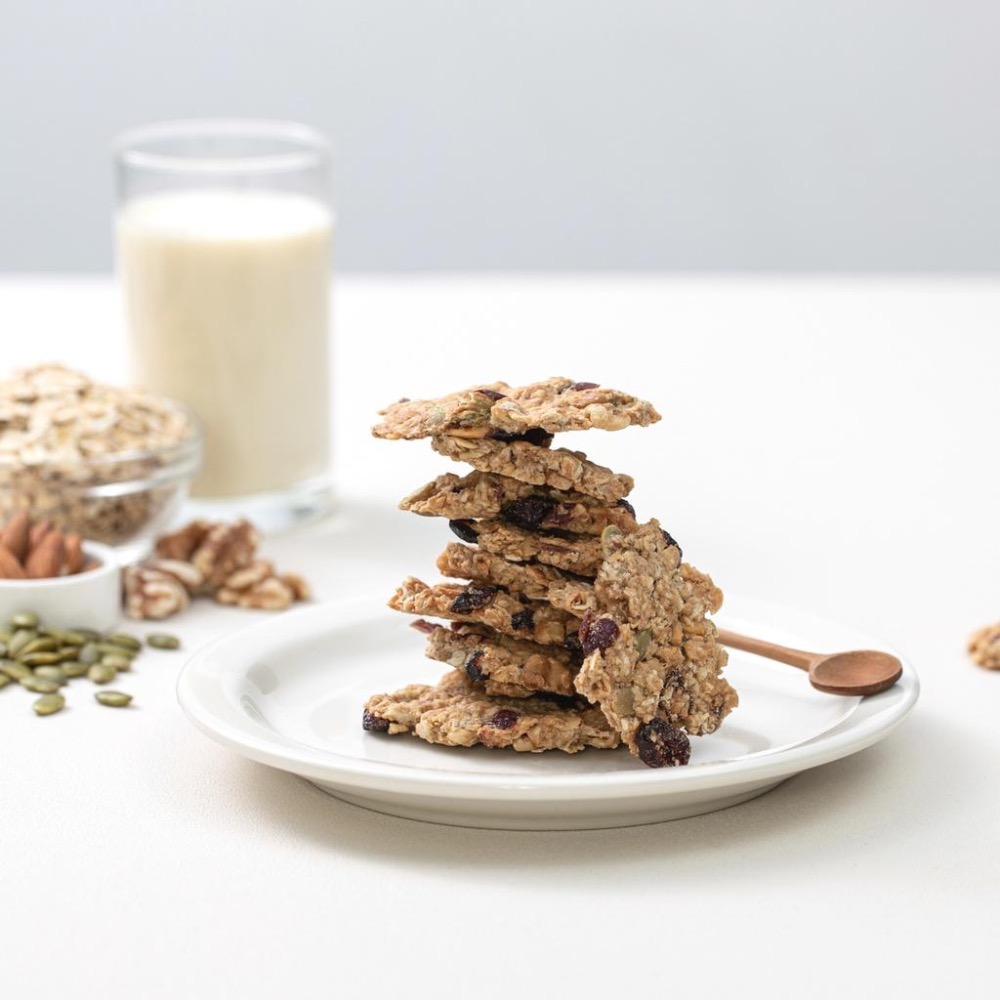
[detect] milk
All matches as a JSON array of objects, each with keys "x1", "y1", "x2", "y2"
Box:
[{"x1": 117, "y1": 189, "x2": 333, "y2": 499}]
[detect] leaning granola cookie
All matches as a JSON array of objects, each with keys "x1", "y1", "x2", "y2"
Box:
[
  {"x1": 423, "y1": 621, "x2": 579, "y2": 697},
  {"x1": 431, "y1": 435, "x2": 633, "y2": 503},
  {"x1": 573, "y1": 520, "x2": 737, "y2": 764},
  {"x1": 969, "y1": 622, "x2": 1000, "y2": 670},
  {"x1": 389, "y1": 576, "x2": 581, "y2": 646},
  {"x1": 373, "y1": 377, "x2": 659, "y2": 440},
  {"x1": 363, "y1": 670, "x2": 618, "y2": 753}
]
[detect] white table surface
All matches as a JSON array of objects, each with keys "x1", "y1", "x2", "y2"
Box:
[{"x1": 0, "y1": 275, "x2": 997, "y2": 999}]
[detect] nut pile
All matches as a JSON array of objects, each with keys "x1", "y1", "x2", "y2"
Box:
[
  {"x1": 362, "y1": 378, "x2": 736, "y2": 768},
  {"x1": 0, "y1": 364, "x2": 197, "y2": 545},
  {"x1": 0, "y1": 610, "x2": 181, "y2": 717},
  {"x1": 124, "y1": 518, "x2": 311, "y2": 619},
  {"x1": 0, "y1": 512, "x2": 94, "y2": 579},
  {"x1": 969, "y1": 622, "x2": 1000, "y2": 670}
]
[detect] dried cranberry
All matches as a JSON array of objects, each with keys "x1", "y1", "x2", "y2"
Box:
[
  {"x1": 450, "y1": 585, "x2": 498, "y2": 614},
  {"x1": 362, "y1": 709, "x2": 390, "y2": 733},
  {"x1": 660, "y1": 529, "x2": 682, "y2": 559},
  {"x1": 465, "y1": 650, "x2": 486, "y2": 681},
  {"x1": 570, "y1": 381, "x2": 599, "y2": 391},
  {"x1": 616, "y1": 498, "x2": 636, "y2": 518},
  {"x1": 635, "y1": 719, "x2": 691, "y2": 768},
  {"x1": 487, "y1": 708, "x2": 519, "y2": 730},
  {"x1": 501, "y1": 496, "x2": 557, "y2": 530},
  {"x1": 409, "y1": 619, "x2": 438, "y2": 635},
  {"x1": 477, "y1": 388, "x2": 506, "y2": 400},
  {"x1": 519, "y1": 427, "x2": 553, "y2": 447},
  {"x1": 449, "y1": 519, "x2": 479, "y2": 544},
  {"x1": 511, "y1": 609, "x2": 535, "y2": 631},
  {"x1": 578, "y1": 611, "x2": 620, "y2": 655}
]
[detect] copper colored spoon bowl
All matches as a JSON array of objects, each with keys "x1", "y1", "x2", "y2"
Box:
[{"x1": 717, "y1": 628, "x2": 903, "y2": 697}]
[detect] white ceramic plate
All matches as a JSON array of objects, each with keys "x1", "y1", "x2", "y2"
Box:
[{"x1": 177, "y1": 596, "x2": 919, "y2": 830}]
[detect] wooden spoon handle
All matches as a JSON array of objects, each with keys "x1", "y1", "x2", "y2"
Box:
[{"x1": 716, "y1": 628, "x2": 817, "y2": 671}]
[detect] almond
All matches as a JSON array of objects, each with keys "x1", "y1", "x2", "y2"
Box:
[
  {"x1": 25, "y1": 531, "x2": 66, "y2": 579},
  {"x1": 28, "y1": 518, "x2": 54, "y2": 549},
  {"x1": 0, "y1": 543, "x2": 27, "y2": 579},
  {"x1": 64, "y1": 533, "x2": 85, "y2": 575},
  {"x1": 0, "y1": 511, "x2": 31, "y2": 562}
]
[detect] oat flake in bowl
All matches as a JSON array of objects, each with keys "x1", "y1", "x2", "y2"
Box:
[{"x1": 0, "y1": 365, "x2": 201, "y2": 553}]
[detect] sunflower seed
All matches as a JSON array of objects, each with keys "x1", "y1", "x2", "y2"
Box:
[
  {"x1": 33, "y1": 693, "x2": 65, "y2": 716},
  {"x1": 95, "y1": 691, "x2": 132, "y2": 708}
]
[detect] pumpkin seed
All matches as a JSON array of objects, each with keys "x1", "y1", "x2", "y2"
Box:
[
  {"x1": 8, "y1": 629, "x2": 38, "y2": 658},
  {"x1": 21, "y1": 676, "x2": 60, "y2": 694},
  {"x1": 87, "y1": 664, "x2": 116, "y2": 685},
  {"x1": 146, "y1": 633, "x2": 181, "y2": 651},
  {"x1": 62, "y1": 661, "x2": 88, "y2": 679},
  {"x1": 95, "y1": 643, "x2": 137, "y2": 659},
  {"x1": 57, "y1": 647, "x2": 82, "y2": 663},
  {"x1": 21, "y1": 652, "x2": 63, "y2": 667},
  {"x1": 1, "y1": 662, "x2": 31, "y2": 681},
  {"x1": 33, "y1": 693, "x2": 65, "y2": 716},
  {"x1": 95, "y1": 691, "x2": 132, "y2": 708},
  {"x1": 69, "y1": 628, "x2": 102, "y2": 641},
  {"x1": 78, "y1": 643, "x2": 100, "y2": 666},
  {"x1": 106, "y1": 633, "x2": 142, "y2": 652},
  {"x1": 20, "y1": 637, "x2": 59, "y2": 657},
  {"x1": 101, "y1": 654, "x2": 132, "y2": 672},
  {"x1": 0, "y1": 674, "x2": 10, "y2": 690},
  {"x1": 0, "y1": 628, "x2": 12, "y2": 644},
  {"x1": 34, "y1": 666, "x2": 67, "y2": 684},
  {"x1": 11, "y1": 612, "x2": 39, "y2": 629}
]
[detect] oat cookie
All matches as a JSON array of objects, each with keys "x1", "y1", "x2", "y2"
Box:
[
  {"x1": 423, "y1": 621, "x2": 579, "y2": 697},
  {"x1": 431, "y1": 435, "x2": 633, "y2": 503},
  {"x1": 402, "y1": 470, "x2": 638, "y2": 536},
  {"x1": 436, "y1": 542, "x2": 595, "y2": 615},
  {"x1": 389, "y1": 576, "x2": 581, "y2": 646},
  {"x1": 466, "y1": 519, "x2": 605, "y2": 577},
  {"x1": 969, "y1": 622, "x2": 1000, "y2": 669},
  {"x1": 363, "y1": 670, "x2": 619, "y2": 753},
  {"x1": 373, "y1": 377, "x2": 659, "y2": 440},
  {"x1": 573, "y1": 520, "x2": 736, "y2": 760}
]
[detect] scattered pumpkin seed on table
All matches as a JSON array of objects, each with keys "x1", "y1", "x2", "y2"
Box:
[
  {"x1": 87, "y1": 664, "x2": 116, "y2": 685},
  {"x1": 147, "y1": 633, "x2": 181, "y2": 650},
  {"x1": 33, "y1": 693, "x2": 65, "y2": 716},
  {"x1": 95, "y1": 691, "x2": 132, "y2": 708}
]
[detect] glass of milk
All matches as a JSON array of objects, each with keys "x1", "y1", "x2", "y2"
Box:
[{"x1": 114, "y1": 120, "x2": 334, "y2": 530}]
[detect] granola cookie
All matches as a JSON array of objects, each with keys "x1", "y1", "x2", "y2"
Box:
[
  {"x1": 431, "y1": 435, "x2": 633, "y2": 503},
  {"x1": 969, "y1": 622, "x2": 1000, "y2": 669},
  {"x1": 423, "y1": 621, "x2": 579, "y2": 697},
  {"x1": 402, "y1": 470, "x2": 638, "y2": 536},
  {"x1": 363, "y1": 670, "x2": 619, "y2": 753},
  {"x1": 436, "y1": 542, "x2": 595, "y2": 615},
  {"x1": 460, "y1": 519, "x2": 605, "y2": 577},
  {"x1": 373, "y1": 377, "x2": 659, "y2": 440},
  {"x1": 573, "y1": 520, "x2": 736, "y2": 760},
  {"x1": 389, "y1": 576, "x2": 581, "y2": 646}
]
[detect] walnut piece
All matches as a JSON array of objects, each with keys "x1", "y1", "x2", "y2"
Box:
[
  {"x1": 192, "y1": 520, "x2": 259, "y2": 588},
  {"x1": 124, "y1": 565, "x2": 190, "y2": 620}
]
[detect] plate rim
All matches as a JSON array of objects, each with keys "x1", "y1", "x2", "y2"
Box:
[{"x1": 176, "y1": 595, "x2": 920, "y2": 802}]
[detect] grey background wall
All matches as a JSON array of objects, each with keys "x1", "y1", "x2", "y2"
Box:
[{"x1": 2, "y1": 0, "x2": 998, "y2": 272}]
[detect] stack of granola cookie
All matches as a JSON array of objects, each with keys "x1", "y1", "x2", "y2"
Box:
[{"x1": 363, "y1": 378, "x2": 737, "y2": 768}]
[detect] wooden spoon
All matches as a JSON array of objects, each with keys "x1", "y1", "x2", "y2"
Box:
[{"x1": 716, "y1": 628, "x2": 902, "y2": 696}]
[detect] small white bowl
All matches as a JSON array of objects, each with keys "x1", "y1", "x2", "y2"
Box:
[{"x1": 0, "y1": 541, "x2": 121, "y2": 633}]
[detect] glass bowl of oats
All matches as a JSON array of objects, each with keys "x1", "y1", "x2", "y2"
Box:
[{"x1": 0, "y1": 365, "x2": 201, "y2": 558}]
